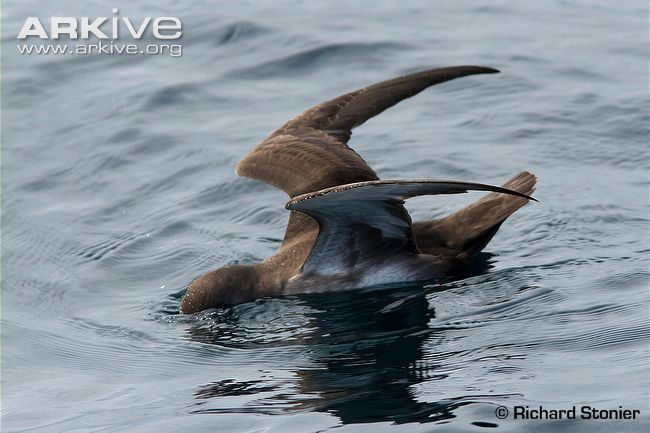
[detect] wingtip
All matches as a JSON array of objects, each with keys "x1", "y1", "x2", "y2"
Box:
[
  {"x1": 479, "y1": 66, "x2": 500, "y2": 74},
  {"x1": 436, "y1": 65, "x2": 500, "y2": 76},
  {"x1": 511, "y1": 190, "x2": 537, "y2": 202}
]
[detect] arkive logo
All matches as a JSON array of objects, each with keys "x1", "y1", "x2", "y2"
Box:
[
  {"x1": 16, "y1": 9, "x2": 183, "y2": 57},
  {"x1": 17, "y1": 9, "x2": 182, "y2": 40}
]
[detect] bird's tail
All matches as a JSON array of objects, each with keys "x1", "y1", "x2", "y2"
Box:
[{"x1": 412, "y1": 171, "x2": 537, "y2": 265}]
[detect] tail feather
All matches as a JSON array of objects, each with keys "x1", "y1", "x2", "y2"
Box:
[{"x1": 413, "y1": 171, "x2": 537, "y2": 264}]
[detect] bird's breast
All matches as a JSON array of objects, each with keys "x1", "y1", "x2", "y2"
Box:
[{"x1": 284, "y1": 253, "x2": 448, "y2": 294}]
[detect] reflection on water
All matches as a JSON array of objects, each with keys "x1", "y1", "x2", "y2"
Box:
[{"x1": 186, "y1": 284, "x2": 520, "y2": 426}]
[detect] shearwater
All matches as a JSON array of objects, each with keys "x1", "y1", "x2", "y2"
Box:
[{"x1": 180, "y1": 66, "x2": 537, "y2": 314}]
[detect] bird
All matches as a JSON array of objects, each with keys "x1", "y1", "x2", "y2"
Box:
[{"x1": 179, "y1": 66, "x2": 537, "y2": 314}]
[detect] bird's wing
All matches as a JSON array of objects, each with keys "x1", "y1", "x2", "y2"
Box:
[
  {"x1": 236, "y1": 66, "x2": 499, "y2": 198},
  {"x1": 285, "y1": 179, "x2": 535, "y2": 275},
  {"x1": 236, "y1": 66, "x2": 499, "y2": 245}
]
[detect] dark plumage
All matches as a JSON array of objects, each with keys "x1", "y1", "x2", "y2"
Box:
[{"x1": 180, "y1": 66, "x2": 536, "y2": 314}]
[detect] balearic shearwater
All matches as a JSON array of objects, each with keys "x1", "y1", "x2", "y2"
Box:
[{"x1": 180, "y1": 66, "x2": 537, "y2": 314}]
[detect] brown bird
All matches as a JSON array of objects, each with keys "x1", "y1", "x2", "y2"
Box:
[{"x1": 180, "y1": 66, "x2": 537, "y2": 314}]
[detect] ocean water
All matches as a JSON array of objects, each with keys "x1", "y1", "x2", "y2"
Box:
[{"x1": 2, "y1": 1, "x2": 648, "y2": 432}]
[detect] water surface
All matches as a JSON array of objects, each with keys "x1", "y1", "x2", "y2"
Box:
[{"x1": 2, "y1": 1, "x2": 648, "y2": 432}]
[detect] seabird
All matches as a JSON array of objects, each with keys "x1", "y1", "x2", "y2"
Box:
[{"x1": 180, "y1": 66, "x2": 536, "y2": 314}]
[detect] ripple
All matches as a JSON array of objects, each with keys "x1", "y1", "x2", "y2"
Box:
[
  {"x1": 77, "y1": 231, "x2": 140, "y2": 262},
  {"x1": 230, "y1": 42, "x2": 405, "y2": 79},
  {"x1": 142, "y1": 83, "x2": 208, "y2": 110},
  {"x1": 214, "y1": 21, "x2": 269, "y2": 46}
]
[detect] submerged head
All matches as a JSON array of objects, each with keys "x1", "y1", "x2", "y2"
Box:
[{"x1": 179, "y1": 264, "x2": 262, "y2": 314}]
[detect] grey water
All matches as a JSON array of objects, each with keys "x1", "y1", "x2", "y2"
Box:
[{"x1": 2, "y1": 1, "x2": 648, "y2": 432}]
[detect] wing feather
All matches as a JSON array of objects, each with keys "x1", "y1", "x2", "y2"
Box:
[
  {"x1": 285, "y1": 179, "x2": 535, "y2": 275},
  {"x1": 236, "y1": 66, "x2": 499, "y2": 198}
]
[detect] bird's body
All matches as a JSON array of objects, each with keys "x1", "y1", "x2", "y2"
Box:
[{"x1": 179, "y1": 66, "x2": 537, "y2": 314}]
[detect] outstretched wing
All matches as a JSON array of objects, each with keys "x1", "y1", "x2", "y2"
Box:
[
  {"x1": 236, "y1": 66, "x2": 499, "y2": 199},
  {"x1": 285, "y1": 179, "x2": 535, "y2": 275}
]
